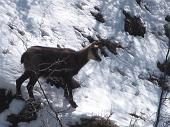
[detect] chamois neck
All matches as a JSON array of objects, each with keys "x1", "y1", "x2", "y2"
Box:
[{"x1": 76, "y1": 47, "x2": 89, "y2": 69}]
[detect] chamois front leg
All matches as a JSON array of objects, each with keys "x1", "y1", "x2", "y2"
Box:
[
  {"x1": 26, "y1": 72, "x2": 38, "y2": 100},
  {"x1": 65, "y1": 78, "x2": 78, "y2": 108},
  {"x1": 63, "y1": 78, "x2": 80, "y2": 97},
  {"x1": 16, "y1": 71, "x2": 30, "y2": 99}
]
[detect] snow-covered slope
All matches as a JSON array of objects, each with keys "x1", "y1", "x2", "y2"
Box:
[{"x1": 0, "y1": 0, "x2": 170, "y2": 126}]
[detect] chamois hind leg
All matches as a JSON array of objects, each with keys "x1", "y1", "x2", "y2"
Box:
[
  {"x1": 63, "y1": 78, "x2": 78, "y2": 97},
  {"x1": 16, "y1": 71, "x2": 30, "y2": 98},
  {"x1": 65, "y1": 78, "x2": 78, "y2": 108},
  {"x1": 26, "y1": 72, "x2": 38, "y2": 100}
]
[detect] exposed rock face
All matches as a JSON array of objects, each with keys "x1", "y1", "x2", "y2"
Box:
[
  {"x1": 7, "y1": 100, "x2": 41, "y2": 127},
  {"x1": 0, "y1": 88, "x2": 14, "y2": 113},
  {"x1": 69, "y1": 116, "x2": 119, "y2": 127},
  {"x1": 90, "y1": 6, "x2": 105, "y2": 23},
  {"x1": 123, "y1": 10, "x2": 146, "y2": 37}
]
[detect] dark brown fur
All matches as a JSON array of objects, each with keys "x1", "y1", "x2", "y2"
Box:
[{"x1": 16, "y1": 43, "x2": 102, "y2": 108}]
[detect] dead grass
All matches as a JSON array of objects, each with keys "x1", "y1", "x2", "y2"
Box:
[{"x1": 69, "y1": 116, "x2": 119, "y2": 127}]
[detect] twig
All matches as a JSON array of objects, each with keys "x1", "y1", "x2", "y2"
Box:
[
  {"x1": 154, "y1": 46, "x2": 170, "y2": 127},
  {"x1": 37, "y1": 80, "x2": 63, "y2": 127},
  {"x1": 154, "y1": 89, "x2": 164, "y2": 127}
]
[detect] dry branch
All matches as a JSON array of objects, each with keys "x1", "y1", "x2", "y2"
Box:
[{"x1": 8, "y1": 23, "x2": 64, "y2": 127}]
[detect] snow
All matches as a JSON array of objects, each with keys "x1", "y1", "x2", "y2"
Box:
[{"x1": 0, "y1": 0, "x2": 170, "y2": 126}]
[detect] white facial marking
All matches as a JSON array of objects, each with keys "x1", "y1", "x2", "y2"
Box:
[{"x1": 94, "y1": 44, "x2": 99, "y2": 48}]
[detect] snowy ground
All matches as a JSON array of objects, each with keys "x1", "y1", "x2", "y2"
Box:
[{"x1": 0, "y1": 0, "x2": 170, "y2": 126}]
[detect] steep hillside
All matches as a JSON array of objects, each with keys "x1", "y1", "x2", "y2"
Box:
[{"x1": 0, "y1": 0, "x2": 170, "y2": 126}]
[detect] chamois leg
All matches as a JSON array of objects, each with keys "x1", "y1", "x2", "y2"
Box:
[
  {"x1": 65, "y1": 78, "x2": 78, "y2": 108},
  {"x1": 63, "y1": 78, "x2": 72, "y2": 98},
  {"x1": 16, "y1": 71, "x2": 30, "y2": 98},
  {"x1": 63, "y1": 78, "x2": 80, "y2": 97},
  {"x1": 26, "y1": 73, "x2": 37, "y2": 100}
]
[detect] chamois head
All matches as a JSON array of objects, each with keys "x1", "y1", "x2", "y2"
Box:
[{"x1": 87, "y1": 42, "x2": 103, "y2": 61}]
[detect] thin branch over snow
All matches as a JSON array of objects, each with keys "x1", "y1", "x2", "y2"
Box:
[{"x1": 8, "y1": 23, "x2": 64, "y2": 127}]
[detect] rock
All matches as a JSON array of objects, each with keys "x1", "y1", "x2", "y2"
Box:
[
  {"x1": 123, "y1": 10, "x2": 146, "y2": 37},
  {"x1": 165, "y1": 15, "x2": 170, "y2": 22},
  {"x1": 0, "y1": 88, "x2": 14, "y2": 113},
  {"x1": 7, "y1": 100, "x2": 41, "y2": 127}
]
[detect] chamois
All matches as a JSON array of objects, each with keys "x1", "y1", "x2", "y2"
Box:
[{"x1": 16, "y1": 42, "x2": 102, "y2": 108}]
